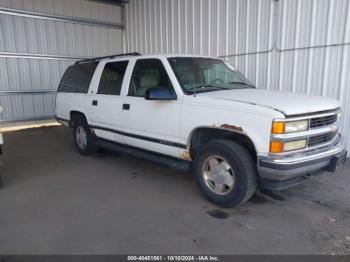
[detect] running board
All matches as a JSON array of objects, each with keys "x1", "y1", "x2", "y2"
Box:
[{"x1": 95, "y1": 139, "x2": 192, "y2": 172}]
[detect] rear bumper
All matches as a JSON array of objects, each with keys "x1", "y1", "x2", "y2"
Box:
[{"x1": 257, "y1": 138, "x2": 347, "y2": 190}]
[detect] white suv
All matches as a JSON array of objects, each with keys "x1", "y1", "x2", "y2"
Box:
[{"x1": 55, "y1": 53, "x2": 347, "y2": 207}]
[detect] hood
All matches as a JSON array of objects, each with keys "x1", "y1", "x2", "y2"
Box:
[{"x1": 197, "y1": 89, "x2": 340, "y2": 116}]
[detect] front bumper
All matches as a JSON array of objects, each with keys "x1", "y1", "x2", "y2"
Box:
[{"x1": 258, "y1": 137, "x2": 347, "y2": 190}]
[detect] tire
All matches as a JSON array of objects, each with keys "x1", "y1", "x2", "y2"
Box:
[
  {"x1": 72, "y1": 116, "x2": 99, "y2": 155},
  {"x1": 194, "y1": 139, "x2": 257, "y2": 208}
]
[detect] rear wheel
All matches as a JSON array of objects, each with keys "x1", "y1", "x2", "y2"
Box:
[
  {"x1": 72, "y1": 116, "x2": 99, "y2": 155},
  {"x1": 194, "y1": 139, "x2": 257, "y2": 207}
]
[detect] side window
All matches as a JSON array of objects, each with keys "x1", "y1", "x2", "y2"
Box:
[
  {"x1": 97, "y1": 61, "x2": 128, "y2": 95},
  {"x1": 129, "y1": 59, "x2": 173, "y2": 97},
  {"x1": 58, "y1": 62, "x2": 98, "y2": 93}
]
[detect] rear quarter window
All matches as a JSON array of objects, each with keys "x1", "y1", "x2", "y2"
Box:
[
  {"x1": 58, "y1": 62, "x2": 98, "y2": 93},
  {"x1": 97, "y1": 61, "x2": 128, "y2": 95}
]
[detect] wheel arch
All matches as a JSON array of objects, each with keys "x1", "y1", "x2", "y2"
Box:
[
  {"x1": 69, "y1": 110, "x2": 87, "y2": 127},
  {"x1": 188, "y1": 126, "x2": 258, "y2": 162}
]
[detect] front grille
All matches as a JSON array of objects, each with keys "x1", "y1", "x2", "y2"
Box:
[
  {"x1": 308, "y1": 132, "x2": 336, "y2": 147},
  {"x1": 310, "y1": 114, "x2": 337, "y2": 128}
]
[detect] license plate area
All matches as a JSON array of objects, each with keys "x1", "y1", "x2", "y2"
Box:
[{"x1": 323, "y1": 151, "x2": 347, "y2": 172}]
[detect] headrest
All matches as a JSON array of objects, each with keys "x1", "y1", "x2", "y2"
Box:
[{"x1": 140, "y1": 74, "x2": 159, "y2": 87}]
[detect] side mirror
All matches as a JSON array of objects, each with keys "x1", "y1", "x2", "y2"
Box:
[{"x1": 144, "y1": 87, "x2": 177, "y2": 101}]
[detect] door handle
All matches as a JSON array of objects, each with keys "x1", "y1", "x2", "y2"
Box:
[
  {"x1": 92, "y1": 100, "x2": 98, "y2": 106},
  {"x1": 122, "y1": 103, "x2": 130, "y2": 110}
]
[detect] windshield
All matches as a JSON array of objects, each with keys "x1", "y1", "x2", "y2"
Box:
[{"x1": 168, "y1": 57, "x2": 255, "y2": 94}]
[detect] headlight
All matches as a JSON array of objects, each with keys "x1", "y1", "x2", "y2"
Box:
[
  {"x1": 270, "y1": 139, "x2": 307, "y2": 153},
  {"x1": 284, "y1": 139, "x2": 307, "y2": 151},
  {"x1": 272, "y1": 120, "x2": 309, "y2": 134}
]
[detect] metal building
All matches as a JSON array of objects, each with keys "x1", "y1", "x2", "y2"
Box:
[
  {"x1": 124, "y1": 0, "x2": 350, "y2": 156},
  {"x1": 0, "y1": 0, "x2": 124, "y2": 124},
  {"x1": 0, "y1": 0, "x2": 349, "y2": 156}
]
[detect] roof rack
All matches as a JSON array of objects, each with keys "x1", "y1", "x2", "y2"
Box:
[{"x1": 74, "y1": 52, "x2": 141, "y2": 64}]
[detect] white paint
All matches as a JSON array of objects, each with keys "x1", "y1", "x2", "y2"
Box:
[{"x1": 197, "y1": 89, "x2": 340, "y2": 116}]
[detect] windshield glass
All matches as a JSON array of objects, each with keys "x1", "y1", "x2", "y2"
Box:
[{"x1": 168, "y1": 57, "x2": 255, "y2": 94}]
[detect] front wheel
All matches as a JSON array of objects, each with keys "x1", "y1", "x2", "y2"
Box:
[{"x1": 194, "y1": 139, "x2": 257, "y2": 208}]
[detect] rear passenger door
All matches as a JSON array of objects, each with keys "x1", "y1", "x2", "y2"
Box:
[{"x1": 88, "y1": 60, "x2": 129, "y2": 143}]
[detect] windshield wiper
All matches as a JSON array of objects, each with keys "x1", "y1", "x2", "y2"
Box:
[
  {"x1": 228, "y1": 81, "x2": 255, "y2": 88},
  {"x1": 187, "y1": 85, "x2": 232, "y2": 94},
  {"x1": 188, "y1": 84, "x2": 218, "y2": 90}
]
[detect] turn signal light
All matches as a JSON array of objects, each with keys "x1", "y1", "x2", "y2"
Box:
[
  {"x1": 272, "y1": 122, "x2": 285, "y2": 134},
  {"x1": 270, "y1": 139, "x2": 307, "y2": 153},
  {"x1": 270, "y1": 141, "x2": 284, "y2": 153}
]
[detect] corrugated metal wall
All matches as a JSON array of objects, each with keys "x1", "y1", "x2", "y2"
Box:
[
  {"x1": 0, "y1": 0, "x2": 124, "y2": 123},
  {"x1": 125, "y1": 0, "x2": 350, "y2": 156}
]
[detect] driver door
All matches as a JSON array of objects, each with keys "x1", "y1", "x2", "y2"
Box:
[{"x1": 122, "y1": 58, "x2": 183, "y2": 158}]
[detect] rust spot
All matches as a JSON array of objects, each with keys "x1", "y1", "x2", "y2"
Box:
[
  {"x1": 182, "y1": 150, "x2": 192, "y2": 161},
  {"x1": 221, "y1": 124, "x2": 244, "y2": 132}
]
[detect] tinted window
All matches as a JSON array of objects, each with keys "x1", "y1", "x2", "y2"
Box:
[
  {"x1": 58, "y1": 62, "x2": 98, "y2": 93},
  {"x1": 97, "y1": 61, "x2": 128, "y2": 95},
  {"x1": 129, "y1": 59, "x2": 173, "y2": 97}
]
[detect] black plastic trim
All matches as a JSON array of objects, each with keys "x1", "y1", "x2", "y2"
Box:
[
  {"x1": 259, "y1": 156, "x2": 332, "y2": 170},
  {"x1": 90, "y1": 125, "x2": 187, "y2": 149},
  {"x1": 259, "y1": 171, "x2": 324, "y2": 190},
  {"x1": 95, "y1": 138, "x2": 191, "y2": 172},
  {"x1": 144, "y1": 86, "x2": 177, "y2": 100},
  {"x1": 122, "y1": 104, "x2": 130, "y2": 110},
  {"x1": 56, "y1": 116, "x2": 187, "y2": 149},
  {"x1": 323, "y1": 150, "x2": 347, "y2": 172}
]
